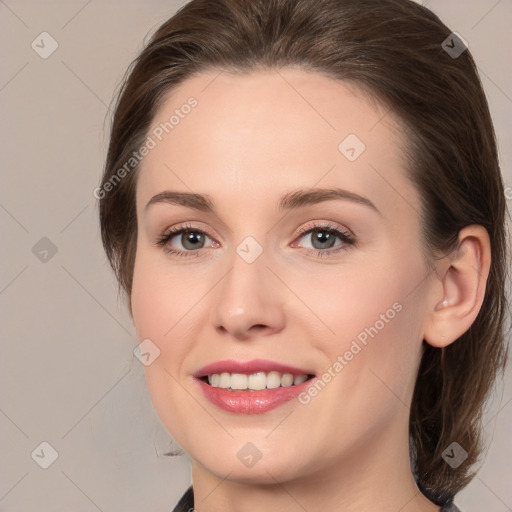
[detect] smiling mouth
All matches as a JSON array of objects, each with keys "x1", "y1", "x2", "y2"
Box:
[{"x1": 199, "y1": 371, "x2": 316, "y2": 391}]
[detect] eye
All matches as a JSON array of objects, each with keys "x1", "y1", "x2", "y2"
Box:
[
  {"x1": 154, "y1": 223, "x2": 217, "y2": 257},
  {"x1": 292, "y1": 222, "x2": 355, "y2": 258},
  {"x1": 154, "y1": 221, "x2": 355, "y2": 259}
]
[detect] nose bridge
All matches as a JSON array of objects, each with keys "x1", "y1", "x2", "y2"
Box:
[{"x1": 211, "y1": 236, "x2": 285, "y2": 339}]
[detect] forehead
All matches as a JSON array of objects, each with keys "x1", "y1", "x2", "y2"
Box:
[{"x1": 136, "y1": 68, "x2": 419, "y2": 221}]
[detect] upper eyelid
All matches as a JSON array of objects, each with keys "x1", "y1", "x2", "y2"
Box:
[{"x1": 296, "y1": 222, "x2": 353, "y2": 238}]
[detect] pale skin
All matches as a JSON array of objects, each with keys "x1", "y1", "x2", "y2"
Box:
[{"x1": 130, "y1": 68, "x2": 491, "y2": 512}]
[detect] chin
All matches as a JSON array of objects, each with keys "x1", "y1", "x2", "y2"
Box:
[{"x1": 195, "y1": 452, "x2": 307, "y2": 485}]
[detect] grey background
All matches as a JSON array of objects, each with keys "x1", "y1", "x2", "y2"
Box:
[{"x1": 0, "y1": 0, "x2": 510, "y2": 510}]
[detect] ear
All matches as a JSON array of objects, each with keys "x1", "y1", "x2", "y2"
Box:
[{"x1": 423, "y1": 225, "x2": 491, "y2": 348}]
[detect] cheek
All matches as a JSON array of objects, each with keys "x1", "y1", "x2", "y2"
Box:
[
  {"x1": 310, "y1": 253, "x2": 427, "y2": 394},
  {"x1": 304, "y1": 260, "x2": 413, "y2": 340},
  {"x1": 295, "y1": 266, "x2": 426, "y2": 453},
  {"x1": 131, "y1": 247, "x2": 194, "y2": 342},
  {"x1": 131, "y1": 256, "x2": 195, "y2": 441}
]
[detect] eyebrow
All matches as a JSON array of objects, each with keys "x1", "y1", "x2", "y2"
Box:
[{"x1": 144, "y1": 187, "x2": 381, "y2": 215}]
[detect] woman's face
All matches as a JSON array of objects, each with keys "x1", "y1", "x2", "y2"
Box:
[{"x1": 131, "y1": 68, "x2": 436, "y2": 484}]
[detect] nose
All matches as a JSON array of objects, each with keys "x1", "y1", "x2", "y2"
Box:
[{"x1": 211, "y1": 248, "x2": 286, "y2": 341}]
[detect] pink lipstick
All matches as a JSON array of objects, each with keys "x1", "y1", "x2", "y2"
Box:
[{"x1": 193, "y1": 359, "x2": 316, "y2": 414}]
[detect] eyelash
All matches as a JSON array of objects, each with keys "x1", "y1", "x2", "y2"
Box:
[{"x1": 154, "y1": 222, "x2": 355, "y2": 259}]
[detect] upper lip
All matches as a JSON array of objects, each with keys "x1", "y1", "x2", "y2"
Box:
[{"x1": 193, "y1": 359, "x2": 315, "y2": 378}]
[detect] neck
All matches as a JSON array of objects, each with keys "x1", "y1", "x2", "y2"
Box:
[{"x1": 189, "y1": 414, "x2": 440, "y2": 512}]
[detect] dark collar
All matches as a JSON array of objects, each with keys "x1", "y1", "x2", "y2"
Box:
[
  {"x1": 171, "y1": 485, "x2": 462, "y2": 511},
  {"x1": 172, "y1": 485, "x2": 194, "y2": 512}
]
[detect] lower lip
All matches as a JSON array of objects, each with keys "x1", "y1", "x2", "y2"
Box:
[{"x1": 194, "y1": 377, "x2": 315, "y2": 414}]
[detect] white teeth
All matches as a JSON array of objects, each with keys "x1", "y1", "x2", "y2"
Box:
[
  {"x1": 207, "y1": 371, "x2": 310, "y2": 390},
  {"x1": 219, "y1": 372, "x2": 231, "y2": 388},
  {"x1": 266, "y1": 371, "x2": 281, "y2": 389},
  {"x1": 281, "y1": 373, "x2": 294, "y2": 387},
  {"x1": 293, "y1": 374, "x2": 308, "y2": 385},
  {"x1": 248, "y1": 372, "x2": 266, "y2": 390},
  {"x1": 230, "y1": 373, "x2": 248, "y2": 390}
]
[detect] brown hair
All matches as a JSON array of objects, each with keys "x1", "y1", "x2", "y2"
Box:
[{"x1": 98, "y1": 0, "x2": 510, "y2": 504}]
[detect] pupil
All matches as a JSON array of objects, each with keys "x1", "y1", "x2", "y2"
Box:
[
  {"x1": 183, "y1": 231, "x2": 203, "y2": 250},
  {"x1": 313, "y1": 230, "x2": 335, "y2": 249}
]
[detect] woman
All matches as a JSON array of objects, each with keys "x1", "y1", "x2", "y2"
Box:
[{"x1": 97, "y1": 0, "x2": 509, "y2": 510}]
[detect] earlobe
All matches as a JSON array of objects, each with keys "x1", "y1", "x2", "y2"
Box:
[{"x1": 424, "y1": 225, "x2": 491, "y2": 348}]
